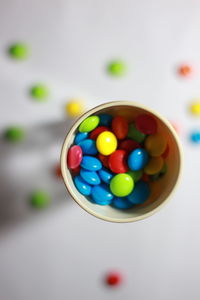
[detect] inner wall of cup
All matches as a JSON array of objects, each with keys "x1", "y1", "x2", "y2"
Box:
[{"x1": 64, "y1": 104, "x2": 181, "y2": 221}]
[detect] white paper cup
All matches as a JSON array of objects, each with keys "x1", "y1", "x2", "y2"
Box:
[{"x1": 61, "y1": 101, "x2": 183, "y2": 223}]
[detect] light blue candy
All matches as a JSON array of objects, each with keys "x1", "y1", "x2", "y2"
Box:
[
  {"x1": 78, "y1": 139, "x2": 98, "y2": 155},
  {"x1": 91, "y1": 184, "x2": 113, "y2": 205},
  {"x1": 74, "y1": 132, "x2": 88, "y2": 144},
  {"x1": 81, "y1": 156, "x2": 102, "y2": 171},
  {"x1": 98, "y1": 167, "x2": 113, "y2": 184},
  {"x1": 128, "y1": 148, "x2": 149, "y2": 171},
  {"x1": 74, "y1": 175, "x2": 91, "y2": 196},
  {"x1": 112, "y1": 197, "x2": 134, "y2": 209},
  {"x1": 80, "y1": 168, "x2": 101, "y2": 185},
  {"x1": 99, "y1": 114, "x2": 112, "y2": 127},
  {"x1": 127, "y1": 181, "x2": 150, "y2": 204}
]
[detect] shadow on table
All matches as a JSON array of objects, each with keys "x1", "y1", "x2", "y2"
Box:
[{"x1": 0, "y1": 118, "x2": 74, "y2": 231}]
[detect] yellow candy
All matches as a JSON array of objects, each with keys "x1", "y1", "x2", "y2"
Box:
[
  {"x1": 190, "y1": 101, "x2": 200, "y2": 116},
  {"x1": 65, "y1": 99, "x2": 84, "y2": 118},
  {"x1": 144, "y1": 157, "x2": 164, "y2": 175},
  {"x1": 96, "y1": 131, "x2": 117, "y2": 156},
  {"x1": 145, "y1": 133, "x2": 167, "y2": 157}
]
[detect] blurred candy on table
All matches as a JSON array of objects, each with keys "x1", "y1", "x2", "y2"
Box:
[
  {"x1": 189, "y1": 101, "x2": 200, "y2": 116},
  {"x1": 30, "y1": 190, "x2": 51, "y2": 209},
  {"x1": 65, "y1": 99, "x2": 85, "y2": 118},
  {"x1": 189, "y1": 130, "x2": 200, "y2": 144},
  {"x1": 177, "y1": 64, "x2": 193, "y2": 77},
  {"x1": 105, "y1": 272, "x2": 123, "y2": 287},
  {"x1": 55, "y1": 164, "x2": 62, "y2": 178},
  {"x1": 107, "y1": 60, "x2": 127, "y2": 76},
  {"x1": 8, "y1": 42, "x2": 29, "y2": 60},
  {"x1": 4, "y1": 126, "x2": 25, "y2": 142},
  {"x1": 30, "y1": 84, "x2": 49, "y2": 100}
]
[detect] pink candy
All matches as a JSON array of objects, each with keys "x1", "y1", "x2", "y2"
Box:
[{"x1": 67, "y1": 145, "x2": 82, "y2": 169}]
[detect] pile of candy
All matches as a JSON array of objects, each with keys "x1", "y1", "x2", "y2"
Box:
[{"x1": 67, "y1": 113, "x2": 168, "y2": 210}]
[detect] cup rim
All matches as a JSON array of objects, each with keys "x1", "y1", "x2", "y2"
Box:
[{"x1": 60, "y1": 101, "x2": 183, "y2": 223}]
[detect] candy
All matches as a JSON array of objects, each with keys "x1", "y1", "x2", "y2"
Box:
[
  {"x1": 178, "y1": 64, "x2": 192, "y2": 77},
  {"x1": 127, "y1": 170, "x2": 143, "y2": 182},
  {"x1": 98, "y1": 153, "x2": 109, "y2": 168},
  {"x1": 80, "y1": 156, "x2": 102, "y2": 171},
  {"x1": 80, "y1": 169, "x2": 101, "y2": 185},
  {"x1": 128, "y1": 148, "x2": 149, "y2": 171},
  {"x1": 107, "y1": 60, "x2": 126, "y2": 76},
  {"x1": 30, "y1": 190, "x2": 50, "y2": 208},
  {"x1": 108, "y1": 150, "x2": 128, "y2": 173},
  {"x1": 127, "y1": 123, "x2": 146, "y2": 143},
  {"x1": 74, "y1": 132, "x2": 88, "y2": 144},
  {"x1": 145, "y1": 133, "x2": 167, "y2": 157},
  {"x1": 144, "y1": 156, "x2": 164, "y2": 175},
  {"x1": 91, "y1": 184, "x2": 113, "y2": 205},
  {"x1": 135, "y1": 114, "x2": 157, "y2": 134},
  {"x1": 89, "y1": 126, "x2": 109, "y2": 140},
  {"x1": 112, "y1": 197, "x2": 134, "y2": 210},
  {"x1": 105, "y1": 272, "x2": 123, "y2": 286},
  {"x1": 98, "y1": 167, "x2": 113, "y2": 184},
  {"x1": 67, "y1": 145, "x2": 82, "y2": 169},
  {"x1": 4, "y1": 126, "x2": 25, "y2": 142},
  {"x1": 96, "y1": 131, "x2": 117, "y2": 155},
  {"x1": 190, "y1": 131, "x2": 200, "y2": 144},
  {"x1": 78, "y1": 139, "x2": 98, "y2": 155},
  {"x1": 79, "y1": 115, "x2": 99, "y2": 132},
  {"x1": 99, "y1": 114, "x2": 112, "y2": 127},
  {"x1": 118, "y1": 139, "x2": 140, "y2": 153},
  {"x1": 189, "y1": 101, "x2": 200, "y2": 116},
  {"x1": 151, "y1": 163, "x2": 167, "y2": 181},
  {"x1": 141, "y1": 173, "x2": 150, "y2": 182},
  {"x1": 30, "y1": 84, "x2": 49, "y2": 100},
  {"x1": 8, "y1": 43, "x2": 29, "y2": 59},
  {"x1": 71, "y1": 165, "x2": 81, "y2": 176},
  {"x1": 74, "y1": 175, "x2": 91, "y2": 196},
  {"x1": 65, "y1": 99, "x2": 84, "y2": 118},
  {"x1": 110, "y1": 174, "x2": 134, "y2": 197},
  {"x1": 127, "y1": 181, "x2": 150, "y2": 204},
  {"x1": 55, "y1": 164, "x2": 62, "y2": 178},
  {"x1": 112, "y1": 116, "x2": 128, "y2": 140}
]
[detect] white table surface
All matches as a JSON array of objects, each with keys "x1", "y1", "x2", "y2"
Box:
[{"x1": 0, "y1": 0, "x2": 200, "y2": 299}]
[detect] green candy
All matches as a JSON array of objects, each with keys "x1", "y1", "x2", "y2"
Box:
[
  {"x1": 30, "y1": 190, "x2": 50, "y2": 208},
  {"x1": 110, "y1": 174, "x2": 134, "y2": 197},
  {"x1": 127, "y1": 123, "x2": 146, "y2": 143},
  {"x1": 4, "y1": 127, "x2": 25, "y2": 142},
  {"x1": 30, "y1": 84, "x2": 49, "y2": 100},
  {"x1": 79, "y1": 115, "x2": 100, "y2": 132},
  {"x1": 127, "y1": 170, "x2": 143, "y2": 182},
  {"x1": 107, "y1": 60, "x2": 126, "y2": 76},
  {"x1": 8, "y1": 43, "x2": 29, "y2": 59}
]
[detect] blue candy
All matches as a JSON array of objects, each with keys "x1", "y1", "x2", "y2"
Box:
[
  {"x1": 190, "y1": 131, "x2": 200, "y2": 144},
  {"x1": 81, "y1": 156, "x2": 102, "y2": 171},
  {"x1": 78, "y1": 139, "x2": 98, "y2": 155},
  {"x1": 128, "y1": 148, "x2": 149, "y2": 171},
  {"x1": 74, "y1": 175, "x2": 91, "y2": 196},
  {"x1": 91, "y1": 184, "x2": 113, "y2": 205},
  {"x1": 99, "y1": 114, "x2": 112, "y2": 127},
  {"x1": 80, "y1": 168, "x2": 101, "y2": 185},
  {"x1": 112, "y1": 197, "x2": 134, "y2": 209},
  {"x1": 74, "y1": 132, "x2": 88, "y2": 144},
  {"x1": 127, "y1": 181, "x2": 150, "y2": 204},
  {"x1": 98, "y1": 167, "x2": 113, "y2": 184}
]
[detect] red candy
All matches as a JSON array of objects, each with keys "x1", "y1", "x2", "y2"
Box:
[
  {"x1": 71, "y1": 165, "x2": 81, "y2": 175},
  {"x1": 112, "y1": 116, "x2": 128, "y2": 140},
  {"x1": 89, "y1": 126, "x2": 109, "y2": 140},
  {"x1": 135, "y1": 114, "x2": 157, "y2": 134},
  {"x1": 67, "y1": 145, "x2": 82, "y2": 169},
  {"x1": 105, "y1": 272, "x2": 122, "y2": 287},
  {"x1": 118, "y1": 139, "x2": 140, "y2": 153},
  {"x1": 55, "y1": 164, "x2": 62, "y2": 178},
  {"x1": 98, "y1": 153, "x2": 109, "y2": 168},
  {"x1": 108, "y1": 150, "x2": 128, "y2": 173},
  {"x1": 141, "y1": 173, "x2": 150, "y2": 182}
]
